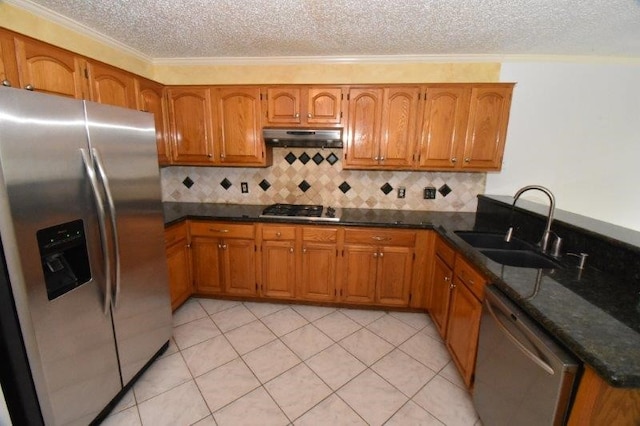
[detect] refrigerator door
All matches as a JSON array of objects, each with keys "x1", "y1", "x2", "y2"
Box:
[
  {"x1": 0, "y1": 88, "x2": 121, "y2": 424},
  {"x1": 84, "y1": 101, "x2": 172, "y2": 384}
]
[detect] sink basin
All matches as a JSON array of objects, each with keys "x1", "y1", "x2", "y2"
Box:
[
  {"x1": 480, "y1": 249, "x2": 561, "y2": 269},
  {"x1": 455, "y1": 231, "x2": 534, "y2": 251}
]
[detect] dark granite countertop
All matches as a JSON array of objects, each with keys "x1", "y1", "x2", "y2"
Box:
[{"x1": 163, "y1": 201, "x2": 640, "y2": 388}]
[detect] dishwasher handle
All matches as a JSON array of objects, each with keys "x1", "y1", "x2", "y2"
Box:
[{"x1": 484, "y1": 297, "x2": 555, "y2": 375}]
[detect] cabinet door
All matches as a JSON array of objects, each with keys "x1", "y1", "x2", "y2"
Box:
[
  {"x1": 167, "y1": 87, "x2": 215, "y2": 164},
  {"x1": 222, "y1": 238, "x2": 257, "y2": 296},
  {"x1": 166, "y1": 239, "x2": 192, "y2": 310},
  {"x1": 191, "y1": 237, "x2": 223, "y2": 294},
  {"x1": 137, "y1": 78, "x2": 170, "y2": 164},
  {"x1": 299, "y1": 242, "x2": 337, "y2": 301},
  {"x1": 376, "y1": 245, "x2": 414, "y2": 306},
  {"x1": 430, "y1": 255, "x2": 453, "y2": 338},
  {"x1": 417, "y1": 87, "x2": 470, "y2": 169},
  {"x1": 446, "y1": 280, "x2": 482, "y2": 388},
  {"x1": 378, "y1": 87, "x2": 421, "y2": 169},
  {"x1": 344, "y1": 88, "x2": 383, "y2": 168},
  {"x1": 265, "y1": 87, "x2": 301, "y2": 125},
  {"x1": 261, "y1": 240, "x2": 296, "y2": 298},
  {"x1": 87, "y1": 61, "x2": 137, "y2": 109},
  {"x1": 341, "y1": 244, "x2": 377, "y2": 304},
  {"x1": 462, "y1": 86, "x2": 513, "y2": 170},
  {"x1": 14, "y1": 36, "x2": 87, "y2": 99},
  {"x1": 214, "y1": 87, "x2": 265, "y2": 165},
  {"x1": 307, "y1": 87, "x2": 343, "y2": 125},
  {"x1": 0, "y1": 30, "x2": 19, "y2": 88}
]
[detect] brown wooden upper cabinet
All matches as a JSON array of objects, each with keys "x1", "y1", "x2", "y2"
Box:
[
  {"x1": 461, "y1": 85, "x2": 513, "y2": 170},
  {"x1": 0, "y1": 30, "x2": 19, "y2": 88},
  {"x1": 344, "y1": 86, "x2": 420, "y2": 169},
  {"x1": 214, "y1": 87, "x2": 268, "y2": 166},
  {"x1": 87, "y1": 61, "x2": 137, "y2": 109},
  {"x1": 167, "y1": 87, "x2": 215, "y2": 165},
  {"x1": 14, "y1": 35, "x2": 87, "y2": 99},
  {"x1": 136, "y1": 78, "x2": 170, "y2": 165},
  {"x1": 263, "y1": 86, "x2": 345, "y2": 127},
  {"x1": 416, "y1": 87, "x2": 471, "y2": 170}
]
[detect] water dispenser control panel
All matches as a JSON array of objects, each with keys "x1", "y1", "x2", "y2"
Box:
[{"x1": 37, "y1": 219, "x2": 91, "y2": 300}]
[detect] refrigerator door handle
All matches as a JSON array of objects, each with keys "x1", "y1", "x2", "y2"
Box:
[
  {"x1": 92, "y1": 148, "x2": 122, "y2": 309},
  {"x1": 484, "y1": 297, "x2": 555, "y2": 375},
  {"x1": 80, "y1": 148, "x2": 111, "y2": 315}
]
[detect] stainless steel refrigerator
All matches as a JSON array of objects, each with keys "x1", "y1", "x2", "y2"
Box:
[{"x1": 0, "y1": 87, "x2": 172, "y2": 425}]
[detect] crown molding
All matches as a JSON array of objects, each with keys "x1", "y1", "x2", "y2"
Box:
[{"x1": 4, "y1": 0, "x2": 153, "y2": 63}]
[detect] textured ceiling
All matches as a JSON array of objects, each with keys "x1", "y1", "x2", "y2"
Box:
[{"x1": 14, "y1": 0, "x2": 640, "y2": 59}]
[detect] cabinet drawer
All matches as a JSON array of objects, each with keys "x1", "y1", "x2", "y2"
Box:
[
  {"x1": 165, "y1": 222, "x2": 187, "y2": 247},
  {"x1": 344, "y1": 228, "x2": 416, "y2": 247},
  {"x1": 454, "y1": 256, "x2": 487, "y2": 300},
  {"x1": 302, "y1": 227, "x2": 338, "y2": 243},
  {"x1": 435, "y1": 236, "x2": 456, "y2": 268},
  {"x1": 189, "y1": 221, "x2": 254, "y2": 239},
  {"x1": 262, "y1": 225, "x2": 296, "y2": 240}
]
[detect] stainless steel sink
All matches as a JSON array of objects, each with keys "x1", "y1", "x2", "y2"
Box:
[
  {"x1": 479, "y1": 249, "x2": 561, "y2": 269},
  {"x1": 454, "y1": 231, "x2": 534, "y2": 251}
]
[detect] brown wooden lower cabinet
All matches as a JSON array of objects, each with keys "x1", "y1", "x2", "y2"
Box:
[
  {"x1": 260, "y1": 225, "x2": 297, "y2": 298},
  {"x1": 428, "y1": 235, "x2": 486, "y2": 389},
  {"x1": 298, "y1": 227, "x2": 339, "y2": 301},
  {"x1": 164, "y1": 222, "x2": 192, "y2": 310}
]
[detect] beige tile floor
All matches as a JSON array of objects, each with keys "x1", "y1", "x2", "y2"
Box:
[{"x1": 102, "y1": 298, "x2": 481, "y2": 426}]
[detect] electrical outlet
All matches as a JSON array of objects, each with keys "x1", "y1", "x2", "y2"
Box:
[
  {"x1": 241, "y1": 182, "x2": 249, "y2": 193},
  {"x1": 397, "y1": 187, "x2": 406, "y2": 198},
  {"x1": 424, "y1": 187, "x2": 436, "y2": 199}
]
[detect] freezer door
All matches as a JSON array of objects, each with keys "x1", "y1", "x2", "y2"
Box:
[
  {"x1": 0, "y1": 87, "x2": 121, "y2": 425},
  {"x1": 84, "y1": 101, "x2": 172, "y2": 384}
]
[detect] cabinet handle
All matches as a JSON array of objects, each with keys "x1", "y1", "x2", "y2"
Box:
[
  {"x1": 289, "y1": 247, "x2": 294, "y2": 253},
  {"x1": 464, "y1": 157, "x2": 470, "y2": 163},
  {"x1": 450, "y1": 283, "x2": 456, "y2": 289},
  {"x1": 211, "y1": 229, "x2": 229, "y2": 233},
  {"x1": 444, "y1": 276, "x2": 450, "y2": 282},
  {"x1": 451, "y1": 157, "x2": 457, "y2": 163},
  {"x1": 371, "y1": 236, "x2": 390, "y2": 241},
  {"x1": 24, "y1": 84, "x2": 34, "y2": 91},
  {"x1": 1, "y1": 80, "x2": 11, "y2": 87}
]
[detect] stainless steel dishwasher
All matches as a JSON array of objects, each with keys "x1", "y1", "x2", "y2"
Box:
[{"x1": 473, "y1": 286, "x2": 579, "y2": 426}]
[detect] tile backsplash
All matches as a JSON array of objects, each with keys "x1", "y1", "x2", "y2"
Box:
[{"x1": 161, "y1": 148, "x2": 486, "y2": 211}]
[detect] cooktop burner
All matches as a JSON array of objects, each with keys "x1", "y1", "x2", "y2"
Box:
[{"x1": 260, "y1": 204, "x2": 340, "y2": 221}]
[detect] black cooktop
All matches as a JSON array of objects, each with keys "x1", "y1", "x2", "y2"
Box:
[{"x1": 260, "y1": 204, "x2": 339, "y2": 221}]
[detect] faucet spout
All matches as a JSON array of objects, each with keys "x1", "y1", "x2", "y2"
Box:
[{"x1": 510, "y1": 185, "x2": 556, "y2": 253}]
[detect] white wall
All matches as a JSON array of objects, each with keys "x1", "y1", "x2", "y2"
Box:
[{"x1": 487, "y1": 61, "x2": 640, "y2": 231}]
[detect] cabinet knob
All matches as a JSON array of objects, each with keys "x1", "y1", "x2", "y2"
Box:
[
  {"x1": 302, "y1": 247, "x2": 307, "y2": 253},
  {"x1": 220, "y1": 154, "x2": 225, "y2": 159},
  {"x1": 373, "y1": 156, "x2": 379, "y2": 161},
  {"x1": 289, "y1": 247, "x2": 294, "y2": 253},
  {"x1": 307, "y1": 113, "x2": 312, "y2": 118},
  {"x1": 444, "y1": 276, "x2": 450, "y2": 282},
  {"x1": 207, "y1": 154, "x2": 213, "y2": 158},
  {"x1": 373, "y1": 252, "x2": 378, "y2": 258},
  {"x1": 379, "y1": 156, "x2": 385, "y2": 161},
  {"x1": 451, "y1": 157, "x2": 457, "y2": 163},
  {"x1": 186, "y1": 243, "x2": 191, "y2": 248},
  {"x1": 276, "y1": 232, "x2": 281, "y2": 237},
  {"x1": 450, "y1": 283, "x2": 456, "y2": 289},
  {"x1": 222, "y1": 244, "x2": 227, "y2": 249},
  {"x1": 379, "y1": 252, "x2": 384, "y2": 257},
  {"x1": 464, "y1": 157, "x2": 470, "y2": 163},
  {"x1": 24, "y1": 84, "x2": 34, "y2": 91},
  {"x1": 294, "y1": 113, "x2": 300, "y2": 118},
  {"x1": 1, "y1": 80, "x2": 11, "y2": 87}
]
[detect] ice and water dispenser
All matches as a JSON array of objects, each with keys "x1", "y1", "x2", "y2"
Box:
[{"x1": 37, "y1": 220, "x2": 91, "y2": 300}]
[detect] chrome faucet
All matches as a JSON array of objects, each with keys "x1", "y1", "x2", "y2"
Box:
[{"x1": 504, "y1": 185, "x2": 556, "y2": 253}]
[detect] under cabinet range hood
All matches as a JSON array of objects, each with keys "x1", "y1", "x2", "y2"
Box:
[{"x1": 263, "y1": 128, "x2": 343, "y2": 148}]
